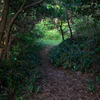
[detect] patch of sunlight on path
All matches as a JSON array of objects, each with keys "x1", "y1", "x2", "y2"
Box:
[{"x1": 37, "y1": 38, "x2": 62, "y2": 46}]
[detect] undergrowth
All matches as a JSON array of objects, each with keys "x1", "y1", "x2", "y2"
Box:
[
  {"x1": 48, "y1": 18, "x2": 100, "y2": 92},
  {"x1": 33, "y1": 19, "x2": 70, "y2": 42},
  {"x1": 0, "y1": 35, "x2": 42, "y2": 99},
  {"x1": 49, "y1": 18, "x2": 100, "y2": 73}
]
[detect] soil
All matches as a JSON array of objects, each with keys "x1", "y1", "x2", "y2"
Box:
[{"x1": 31, "y1": 46, "x2": 100, "y2": 100}]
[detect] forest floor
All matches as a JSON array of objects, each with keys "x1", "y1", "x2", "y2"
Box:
[{"x1": 31, "y1": 46, "x2": 100, "y2": 100}]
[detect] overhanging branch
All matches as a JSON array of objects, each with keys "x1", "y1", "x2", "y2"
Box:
[{"x1": 23, "y1": 0, "x2": 43, "y2": 10}]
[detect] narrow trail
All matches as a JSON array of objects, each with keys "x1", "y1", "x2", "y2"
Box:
[{"x1": 32, "y1": 46, "x2": 100, "y2": 100}]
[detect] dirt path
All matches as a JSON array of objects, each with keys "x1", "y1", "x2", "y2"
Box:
[{"x1": 32, "y1": 46, "x2": 100, "y2": 100}]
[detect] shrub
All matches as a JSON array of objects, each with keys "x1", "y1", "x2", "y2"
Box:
[
  {"x1": 44, "y1": 29, "x2": 60, "y2": 40},
  {"x1": 33, "y1": 19, "x2": 55, "y2": 39},
  {"x1": 73, "y1": 17, "x2": 100, "y2": 37},
  {"x1": 49, "y1": 36, "x2": 100, "y2": 73},
  {"x1": 0, "y1": 35, "x2": 42, "y2": 99},
  {"x1": 43, "y1": 19, "x2": 55, "y2": 30},
  {"x1": 33, "y1": 23, "x2": 47, "y2": 38}
]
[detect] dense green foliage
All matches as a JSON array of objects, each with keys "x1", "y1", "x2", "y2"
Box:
[
  {"x1": 49, "y1": 36, "x2": 100, "y2": 72},
  {"x1": 74, "y1": 17, "x2": 100, "y2": 36},
  {"x1": 33, "y1": 19, "x2": 62, "y2": 40},
  {"x1": 49, "y1": 19, "x2": 100, "y2": 73},
  {"x1": 0, "y1": 33, "x2": 42, "y2": 99},
  {"x1": 0, "y1": 0, "x2": 100, "y2": 98},
  {"x1": 33, "y1": 19, "x2": 55, "y2": 38},
  {"x1": 33, "y1": 18, "x2": 74, "y2": 41}
]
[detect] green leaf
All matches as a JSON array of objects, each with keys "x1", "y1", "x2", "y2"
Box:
[
  {"x1": 19, "y1": 0, "x2": 23, "y2": 2},
  {"x1": 96, "y1": 76, "x2": 99, "y2": 83},
  {"x1": 36, "y1": 86, "x2": 41, "y2": 92}
]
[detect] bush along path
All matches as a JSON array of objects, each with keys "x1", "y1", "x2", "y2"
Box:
[{"x1": 30, "y1": 46, "x2": 100, "y2": 100}]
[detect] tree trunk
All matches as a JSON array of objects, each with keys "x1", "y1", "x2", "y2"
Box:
[
  {"x1": 0, "y1": 0, "x2": 43, "y2": 60},
  {"x1": 0, "y1": 0, "x2": 4, "y2": 20},
  {"x1": 60, "y1": 19, "x2": 64, "y2": 41},
  {"x1": 0, "y1": 0, "x2": 10, "y2": 60},
  {"x1": 4, "y1": 0, "x2": 27, "y2": 59},
  {"x1": 54, "y1": 18, "x2": 58, "y2": 29},
  {"x1": 67, "y1": 19, "x2": 73, "y2": 39},
  {"x1": 66, "y1": 8, "x2": 73, "y2": 39},
  {"x1": 0, "y1": 0, "x2": 10, "y2": 45},
  {"x1": 69, "y1": 10, "x2": 73, "y2": 24}
]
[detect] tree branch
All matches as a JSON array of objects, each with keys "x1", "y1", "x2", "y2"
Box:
[
  {"x1": 21, "y1": 0, "x2": 28, "y2": 9},
  {"x1": 23, "y1": 0, "x2": 43, "y2": 10},
  {"x1": 0, "y1": 0, "x2": 10, "y2": 45},
  {"x1": 4, "y1": 0, "x2": 28, "y2": 47}
]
